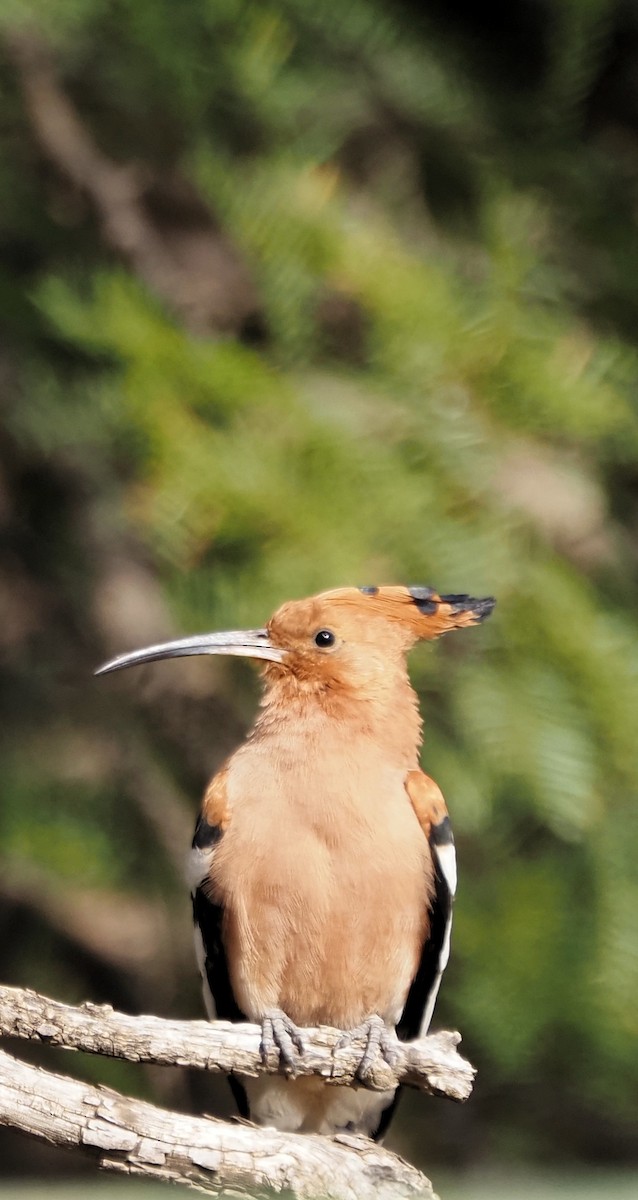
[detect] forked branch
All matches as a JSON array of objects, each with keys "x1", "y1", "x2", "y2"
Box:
[{"x1": 0, "y1": 984, "x2": 475, "y2": 1197}]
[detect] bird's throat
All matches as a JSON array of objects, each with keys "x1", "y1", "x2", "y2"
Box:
[{"x1": 254, "y1": 668, "x2": 423, "y2": 768}]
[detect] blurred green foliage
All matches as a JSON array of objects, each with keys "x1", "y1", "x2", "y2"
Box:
[{"x1": 1, "y1": 0, "x2": 637, "y2": 1179}]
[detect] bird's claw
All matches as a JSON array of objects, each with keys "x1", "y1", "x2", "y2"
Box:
[
  {"x1": 338, "y1": 1013, "x2": 400, "y2": 1082},
  {"x1": 260, "y1": 1008, "x2": 306, "y2": 1076}
]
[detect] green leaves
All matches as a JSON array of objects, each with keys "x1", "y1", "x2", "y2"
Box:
[{"x1": 4, "y1": 0, "x2": 638, "y2": 1163}]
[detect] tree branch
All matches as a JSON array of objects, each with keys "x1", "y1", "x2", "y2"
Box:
[
  {"x1": 0, "y1": 1047, "x2": 435, "y2": 1198},
  {"x1": 0, "y1": 984, "x2": 474, "y2": 1100},
  {"x1": 5, "y1": 28, "x2": 265, "y2": 338}
]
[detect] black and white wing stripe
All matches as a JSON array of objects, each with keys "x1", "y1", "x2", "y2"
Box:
[
  {"x1": 398, "y1": 812, "x2": 456, "y2": 1041},
  {"x1": 373, "y1": 773, "x2": 457, "y2": 1142},
  {"x1": 188, "y1": 806, "x2": 249, "y2": 1117}
]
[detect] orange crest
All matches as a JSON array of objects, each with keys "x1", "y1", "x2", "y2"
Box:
[{"x1": 313, "y1": 585, "x2": 495, "y2": 645}]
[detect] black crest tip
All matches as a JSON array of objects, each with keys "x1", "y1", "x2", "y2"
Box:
[
  {"x1": 409, "y1": 585, "x2": 438, "y2": 614},
  {"x1": 440, "y1": 593, "x2": 496, "y2": 621}
]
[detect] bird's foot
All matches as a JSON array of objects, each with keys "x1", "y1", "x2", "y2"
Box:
[
  {"x1": 338, "y1": 1014, "x2": 400, "y2": 1083},
  {"x1": 260, "y1": 1007, "x2": 306, "y2": 1076}
]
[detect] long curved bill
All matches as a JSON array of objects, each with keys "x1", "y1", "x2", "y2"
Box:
[{"x1": 95, "y1": 629, "x2": 284, "y2": 676}]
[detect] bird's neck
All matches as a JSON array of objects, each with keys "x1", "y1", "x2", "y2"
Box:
[{"x1": 252, "y1": 668, "x2": 423, "y2": 768}]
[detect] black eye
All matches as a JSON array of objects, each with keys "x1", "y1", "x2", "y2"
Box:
[{"x1": 314, "y1": 629, "x2": 335, "y2": 648}]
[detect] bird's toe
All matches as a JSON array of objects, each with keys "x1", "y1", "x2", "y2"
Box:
[
  {"x1": 260, "y1": 1008, "x2": 306, "y2": 1076},
  {"x1": 339, "y1": 1014, "x2": 400, "y2": 1082}
]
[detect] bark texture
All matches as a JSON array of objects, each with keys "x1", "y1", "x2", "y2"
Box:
[
  {"x1": 0, "y1": 984, "x2": 474, "y2": 1099},
  {"x1": 0, "y1": 1047, "x2": 436, "y2": 1198},
  {"x1": 0, "y1": 984, "x2": 477, "y2": 1195}
]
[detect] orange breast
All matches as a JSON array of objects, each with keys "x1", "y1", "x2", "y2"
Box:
[{"x1": 208, "y1": 736, "x2": 433, "y2": 1028}]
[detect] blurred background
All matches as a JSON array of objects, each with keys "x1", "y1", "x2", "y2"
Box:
[{"x1": 0, "y1": 1, "x2": 637, "y2": 1196}]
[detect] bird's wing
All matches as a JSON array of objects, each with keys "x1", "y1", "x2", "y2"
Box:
[
  {"x1": 399, "y1": 768, "x2": 457, "y2": 1040},
  {"x1": 371, "y1": 768, "x2": 457, "y2": 1143},
  {"x1": 188, "y1": 765, "x2": 248, "y2": 1114}
]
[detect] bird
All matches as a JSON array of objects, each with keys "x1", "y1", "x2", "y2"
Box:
[{"x1": 97, "y1": 583, "x2": 494, "y2": 1139}]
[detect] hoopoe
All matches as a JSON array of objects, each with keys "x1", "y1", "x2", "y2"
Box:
[{"x1": 98, "y1": 584, "x2": 494, "y2": 1138}]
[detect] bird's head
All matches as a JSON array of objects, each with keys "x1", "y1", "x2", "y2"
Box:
[{"x1": 96, "y1": 585, "x2": 494, "y2": 696}]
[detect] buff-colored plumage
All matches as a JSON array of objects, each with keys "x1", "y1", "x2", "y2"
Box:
[{"x1": 98, "y1": 583, "x2": 494, "y2": 1138}]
